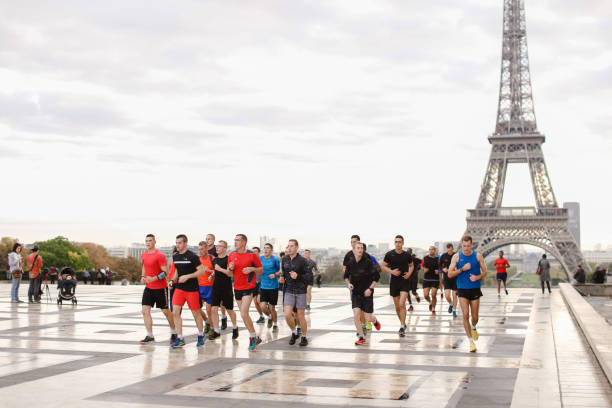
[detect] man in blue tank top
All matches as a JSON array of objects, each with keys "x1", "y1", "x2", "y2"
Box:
[{"x1": 448, "y1": 235, "x2": 488, "y2": 353}]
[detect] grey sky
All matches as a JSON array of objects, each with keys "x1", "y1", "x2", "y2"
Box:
[{"x1": 1, "y1": 0, "x2": 610, "y2": 250}]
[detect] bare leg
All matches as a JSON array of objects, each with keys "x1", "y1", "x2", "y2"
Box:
[
  {"x1": 211, "y1": 306, "x2": 220, "y2": 329},
  {"x1": 444, "y1": 289, "x2": 452, "y2": 305},
  {"x1": 431, "y1": 287, "x2": 438, "y2": 309},
  {"x1": 398, "y1": 292, "x2": 408, "y2": 326},
  {"x1": 284, "y1": 305, "x2": 296, "y2": 330},
  {"x1": 459, "y1": 297, "x2": 471, "y2": 338},
  {"x1": 452, "y1": 290, "x2": 458, "y2": 311},
  {"x1": 161, "y1": 308, "x2": 175, "y2": 330},
  {"x1": 270, "y1": 304, "x2": 277, "y2": 323},
  {"x1": 173, "y1": 306, "x2": 183, "y2": 336},
  {"x1": 497, "y1": 279, "x2": 501, "y2": 294},
  {"x1": 353, "y1": 308, "x2": 364, "y2": 337},
  {"x1": 469, "y1": 298, "x2": 480, "y2": 328},
  {"x1": 238, "y1": 296, "x2": 255, "y2": 334},
  {"x1": 254, "y1": 294, "x2": 263, "y2": 316},
  {"x1": 296, "y1": 309, "x2": 307, "y2": 335},
  {"x1": 142, "y1": 305, "x2": 153, "y2": 334},
  {"x1": 424, "y1": 287, "x2": 431, "y2": 303},
  {"x1": 190, "y1": 308, "x2": 204, "y2": 333},
  {"x1": 307, "y1": 285, "x2": 312, "y2": 305}
]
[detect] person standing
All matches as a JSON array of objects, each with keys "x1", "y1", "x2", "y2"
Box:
[
  {"x1": 228, "y1": 234, "x2": 264, "y2": 351},
  {"x1": 537, "y1": 254, "x2": 552, "y2": 294},
  {"x1": 169, "y1": 234, "x2": 206, "y2": 348},
  {"x1": 259, "y1": 243, "x2": 281, "y2": 330},
  {"x1": 280, "y1": 239, "x2": 309, "y2": 346},
  {"x1": 440, "y1": 243, "x2": 457, "y2": 317},
  {"x1": 422, "y1": 246, "x2": 440, "y2": 315},
  {"x1": 139, "y1": 234, "x2": 176, "y2": 345},
  {"x1": 448, "y1": 235, "x2": 487, "y2": 353},
  {"x1": 304, "y1": 249, "x2": 319, "y2": 310},
  {"x1": 208, "y1": 240, "x2": 239, "y2": 340},
  {"x1": 26, "y1": 245, "x2": 43, "y2": 303},
  {"x1": 381, "y1": 236, "x2": 414, "y2": 336},
  {"x1": 494, "y1": 250, "x2": 510, "y2": 297},
  {"x1": 8, "y1": 243, "x2": 24, "y2": 303},
  {"x1": 82, "y1": 269, "x2": 90, "y2": 285},
  {"x1": 48, "y1": 266, "x2": 58, "y2": 284},
  {"x1": 344, "y1": 242, "x2": 381, "y2": 345}
]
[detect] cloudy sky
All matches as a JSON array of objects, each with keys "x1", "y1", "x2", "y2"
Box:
[{"x1": 1, "y1": 0, "x2": 610, "y2": 250}]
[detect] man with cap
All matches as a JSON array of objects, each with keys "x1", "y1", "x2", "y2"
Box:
[{"x1": 26, "y1": 245, "x2": 43, "y2": 303}]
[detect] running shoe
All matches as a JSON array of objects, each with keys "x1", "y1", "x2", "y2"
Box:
[
  {"x1": 256, "y1": 316, "x2": 265, "y2": 324},
  {"x1": 498, "y1": 293, "x2": 501, "y2": 297},
  {"x1": 248, "y1": 337, "x2": 257, "y2": 351},
  {"x1": 469, "y1": 342, "x2": 477, "y2": 353},
  {"x1": 355, "y1": 337, "x2": 366, "y2": 345},
  {"x1": 431, "y1": 310, "x2": 436, "y2": 315},
  {"x1": 196, "y1": 335, "x2": 205, "y2": 347},
  {"x1": 471, "y1": 328, "x2": 479, "y2": 341},
  {"x1": 171, "y1": 338, "x2": 185, "y2": 348},
  {"x1": 267, "y1": 318, "x2": 273, "y2": 328},
  {"x1": 374, "y1": 320, "x2": 381, "y2": 331},
  {"x1": 221, "y1": 317, "x2": 228, "y2": 330},
  {"x1": 448, "y1": 305, "x2": 453, "y2": 314},
  {"x1": 273, "y1": 325, "x2": 278, "y2": 332},
  {"x1": 408, "y1": 305, "x2": 414, "y2": 312},
  {"x1": 139, "y1": 335, "x2": 155, "y2": 344},
  {"x1": 306, "y1": 304, "x2": 311, "y2": 310},
  {"x1": 289, "y1": 333, "x2": 299, "y2": 345},
  {"x1": 232, "y1": 328, "x2": 239, "y2": 339},
  {"x1": 429, "y1": 304, "x2": 432, "y2": 312},
  {"x1": 208, "y1": 331, "x2": 221, "y2": 340},
  {"x1": 399, "y1": 327, "x2": 406, "y2": 337},
  {"x1": 170, "y1": 333, "x2": 178, "y2": 344},
  {"x1": 453, "y1": 311, "x2": 457, "y2": 318},
  {"x1": 441, "y1": 292, "x2": 444, "y2": 299},
  {"x1": 416, "y1": 296, "x2": 421, "y2": 303},
  {"x1": 366, "y1": 322, "x2": 372, "y2": 331},
  {"x1": 299, "y1": 336, "x2": 308, "y2": 347},
  {"x1": 505, "y1": 289, "x2": 509, "y2": 295}
]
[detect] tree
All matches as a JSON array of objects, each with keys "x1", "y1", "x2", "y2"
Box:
[
  {"x1": 110, "y1": 257, "x2": 141, "y2": 282},
  {"x1": 75, "y1": 242, "x2": 111, "y2": 269},
  {"x1": 322, "y1": 261, "x2": 345, "y2": 284},
  {"x1": 35, "y1": 236, "x2": 92, "y2": 271},
  {"x1": 0, "y1": 237, "x2": 20, "y2": 272}
]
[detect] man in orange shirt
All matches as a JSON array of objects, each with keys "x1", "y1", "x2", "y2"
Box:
[
  {"x1": 26, "y1": 245, "x2": 43, "y2": 303},
  {"x1": 198, "y1": 241, "x2": 215, "y2": 334}
]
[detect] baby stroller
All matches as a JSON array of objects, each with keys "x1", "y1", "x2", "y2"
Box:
[{"x1": 57, "y1": 267, "x2": 78, "y2": 305}]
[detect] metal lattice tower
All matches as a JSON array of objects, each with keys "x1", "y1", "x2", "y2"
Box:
[{"x1": 465, "y1": 0, "x2": 589, "y2": 277}]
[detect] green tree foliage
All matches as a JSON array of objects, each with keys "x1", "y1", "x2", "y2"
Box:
[
  {"x1": 34, "y1": 236, "x2": 92, "y2": 271},
  {"x1": 0, "y1": 237, "x2": 20, "y2": 271}
]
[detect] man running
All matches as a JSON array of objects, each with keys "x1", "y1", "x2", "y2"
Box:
[
  {"x1": 304, "y1": 249, "x2": 319, "y2": 310},
  {"x1": 139, "y1": 234, "x2": 176, "y2": 344},
  {"x1": 228, "y1": 234, "x2": 264, "y2": 351},
  {"x1": 170, "y1": 234, "x2": 206, "y2": 348},
  {"x1": 251, "y1": 247, "x2": 266, "y2": 325},
  {"x1": 345, "y1": 242, "x2": 381, "y2": 345},
  {"x1": 494, "y1": 250, "x2": 510, "y2": 297},
  {"x1": 440, "y1": 243, "x2": 458, "y2": 317},
  {"x1": 280, "y1": 239, "x2": 309, "y2": 346},
  {"x1": 422, "y1": 246, "x2": 440, "y2": 315},
  {"x1": 382, "y1": 235, "x2": 414, "y2": 336},
  {"x1": 197, "y1": 241, "x2": 215, "y2": 335},
  {"x1": 448, "y1": 235, "x2": 487, "y2": 353},
  {"x1": 205, "y1": 234, "x2": 217, "y2": 257},
  {"x1": 406, "y1": 248, "x2": 421, "y2": 311},
  {"x1": 208, "y1": 240, "x2": 239, "y2": 340},
  {"x1": 259, "y1": 243, "x2": 281, "y2": 330}
]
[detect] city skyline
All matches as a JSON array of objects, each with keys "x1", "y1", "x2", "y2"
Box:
[{"x1": 1, "y1": 1, "x2": 610, "y2": 250}]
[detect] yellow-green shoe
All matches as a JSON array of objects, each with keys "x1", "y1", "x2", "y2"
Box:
[
  {"x1": 471, "y1": 328, "x2": 479, "y2": 341},
  {"x1": 469, "y1": 341, "x2": 477, "y2": 353},
  {"x1": 366, "y1": 322, "x2": 372, "y2": 331}
]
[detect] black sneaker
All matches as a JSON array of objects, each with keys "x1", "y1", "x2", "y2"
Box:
[
  {"x1": 139, "y1": 335, "x2": 155, "y2": 344},
  {"x1": 267, "y1": 318, "x2": 273, "y2": 328},
  {"x1": 170, "y1": 333, "x2": 178, "y2": 344},
  {"x1": 399, "y1": 327, "x2": 406, "y2": 337},
  {"x1": 505, "y1": 289, "x2": 509, "y2": 295},
  {"x1": 256, "y1": 316, "x2": 265, "y2": 324},
  {"x1": 306, "y1": 304, "x2": 311, "y2": 310},
  {"x1": 299, "y1": 336, "x2": 308, "y2": 347},
  {"x1": 289, "y1": 333, "x2": 298, "y2": 345},
  {"x1": 221, "y1": 317, "x2": 228, "y2": 330},
  {"x1": 208, "y1": 331, "x2": 221, "y2": 340},
  {"x1": 232, "y1": 328, "x2": 239, "y2": 339}
]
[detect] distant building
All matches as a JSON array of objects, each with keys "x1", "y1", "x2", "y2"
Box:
[
  {"x1": 127, "y1": 243, "x2": 146, "y2": 259},
  {"x1": 107, "y1": 246, "x2": 127, "y2": 258},
  {"x1": 584, "y1": 250, "x2": 612, "y2": 264},
  {"x1": 563, "y1": 202, "x2": 581, "y2": 248}
]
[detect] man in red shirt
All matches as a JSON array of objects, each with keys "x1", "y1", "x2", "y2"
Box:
[
  {"x1": 228, "y1": 234, "x2": 263, "y2": 351},
  {"x1": 139, "y1": 234, "x2": 176, "y2": 344},
  {"x1": 494, "y1": 250, "x2": 510, "y2": 297},
  {"x1": 26, "y1": 245, "x2": 43, "y2": 303}
]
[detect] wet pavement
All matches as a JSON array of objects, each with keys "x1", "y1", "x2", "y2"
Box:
[{"x1": 0, "y1": 285, "x2": 610, "y2": 407}]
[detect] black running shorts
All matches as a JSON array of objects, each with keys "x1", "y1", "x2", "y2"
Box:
[
  {"x1": 351, "y1": 292, "x2": 374, "y2": 314},
  {"x1": 443, "y1": 275, "x2": 457, "y2": 291},
  {"x1": 389, "y1": 276, "x2": 411, "y2": 297},
  {"x1": 211, "y1": 281, "x2": 234, "y2": 310},
  {"x1": 457, "y1": 288, "x2": 483, "y2": 301},
  {"x1": 234, "y1": 288, "x2": 256, "y2": 301},
  {"x1": 422, "y1": 280, "x2": 439, "y2": 289},
  {"x1": 259, "y1": 288, "x2": 279, "y2": 306},
  {"x1": 142, "y1": 287, "x2": 169, "y2": 309}
]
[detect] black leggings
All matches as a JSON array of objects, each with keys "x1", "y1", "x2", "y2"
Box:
[{"x1": 541, "y1": 280, "x2": 551, "y2": 293}]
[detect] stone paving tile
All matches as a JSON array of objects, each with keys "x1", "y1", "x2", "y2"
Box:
[{"x1": 0, "y1": 284, "x2": 610, "y2": 407}]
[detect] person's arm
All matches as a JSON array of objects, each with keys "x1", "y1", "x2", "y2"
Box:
[
  {"x1": 344, "y1": 263, "x2": 353, "y2": 290},
  {"x1": 403, "y1": 261, "x2": 414, "y2": 279},
  {"x1": 381, "y1": 261, "x2": 400, "y2": 276},
  {"x1": 447, "y1": 254, "x2": 462, "y2": 278},
  {"x1": 140, "y1": 265, "x2": 147, "y2": 284},
  {"x1": 214, "y1": 262, "x2": 232, "y2": 277},
  {"x1": 470, "y1": 253, "x2": 488, "y2": 281}
]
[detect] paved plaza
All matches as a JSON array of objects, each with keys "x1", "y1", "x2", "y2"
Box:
[{"x1": 1, "y1": 285, "x2": 611, "y2": 407}]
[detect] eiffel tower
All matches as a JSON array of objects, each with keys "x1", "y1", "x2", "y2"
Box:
[{"x1": 465, "y1": 0, "x2": 589, "y2": 277}]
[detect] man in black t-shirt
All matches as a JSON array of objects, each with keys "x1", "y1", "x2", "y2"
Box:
[
  {"x1": 382, "y1": 235, "x2": 414, "y2": 337},
  {"x1": 422, "y1": 246, "x2": 440, "y2": 315},
  {"x1": 170, "y1": 234, "x2": 205, "y2": 348},
  {"x1": 440, "y1": 243, "x2": 457, "y2": 317},
  {"x1": 208, "y1": 240, "x2": 239, "y2": 340},
  {"x1": 406, "y1": 248, "x2": 421, "y2": 310}
]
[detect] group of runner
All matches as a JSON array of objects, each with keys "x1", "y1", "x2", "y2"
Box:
[{"x1": 138, "y1": 232, "x2": 511, "y2": 353}]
